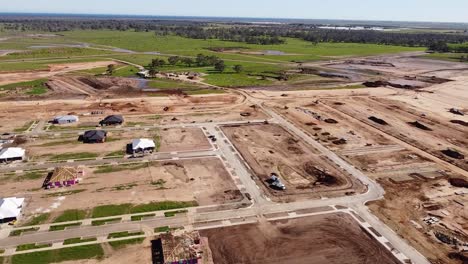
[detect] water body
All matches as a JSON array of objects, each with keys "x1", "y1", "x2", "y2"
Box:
[{"x1": 318, "y1": 26, "x2": 385, "y2": 31}]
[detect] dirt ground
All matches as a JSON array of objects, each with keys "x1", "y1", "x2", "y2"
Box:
[
  {"x1": 368, "y1": 177, "x2": 468, "y2": 264},
  {"x1": 0, "y1": 61, "x2": 116, "y2": 86},
  {"x1": 0, "y1": 94, "x2": 244, "y2": 134},
  {"x1": 200, "y1": 213, "x2": 399, "y2": 264},
  {"x1": 2, "y1": 158, "x2": 241, "y2": 221},
  {"x1": 222, "y1": 124, "x2": 365, "y2": 201},
  {"x1": 321, "y1": 97, "x2": 468, "y2": 171}
]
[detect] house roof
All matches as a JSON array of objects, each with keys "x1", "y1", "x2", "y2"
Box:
[
  {"x1": 0, "y1": 197, "x2": 25, "y2": 219},
  {"x1": 0, "y1": 148, "x2": 25, "y2": 159},
  {"x1": 49, "y1": 167, "x2": 78, "y2": 183},
  {"x1": 83, "y1": 130, "x2": 107, "y2": 140},
  {"x1": 102, "y1": 115, "x2": 124, "y2": 123},
  {"x1": 54, "y1": 115, "x2": 79, "y2": 121},
  {"x1": 132, "y1": 138, "x2": 156, "y2": 150}
]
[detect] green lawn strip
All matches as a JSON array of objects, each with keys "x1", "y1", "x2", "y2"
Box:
[
  {"x1": 16, "y1": 243, "x2": 51, "y2": 251},
  {"x1": 48, "y1": 152, "x2": 98, "y2": 161},
  {"x1": 154, "y1": 226, "x2": 170, "y2": 233},
  {"x1": 22, "y1": 213, "x2": 50, "y2": 226},
  {"x1": 9, "y1": 227, "x2": 39, "y2": 237},
  {"x1": 108, "y1": 238, "x2": 145, "y2": 250},
  {"x1": 49, "y1": 222, "x2": 81, "y2": 231},
  {"x1": 11, "y1": 244, "x2": 104, "y2": 264},
  {"x1": 52, "y1": 210, "x2": 87, "y2": 223},
  {"x1": 91, "y1": 218, "x2": 122, "y2": 226},
  {"x1": 131, "y1": 214, "x2": 156, "y2": 221},
  {"x1": 91, "y1": 201, "x2": 197, "y2": 218},
  {"x1": 38, "y1": 139, "x2": 80, "y2": 147},
  {"x1": 104, "y1": 150, "x2": 126, "y2": 158},
  {"x1": 91, "y1": 204, "x2": 132, "y2": 218},
  {"x1": 107, "y1": 231, "x2": 144, "y2": 239},
  {"x1": 164, "y1": 209, "x2": 188, "y2": 217},
  {"x1": 17, "y1": 171, "x2": 45, "y2": 181},
  {"x1": 93, "y1": 163, "x2": 148, "y2": 174},
  {"x1": 423, "y1": 52, "x2": 468, "y2": 63},
  {"x1": 13, "y1": 121, "x2": 35, "y2": 132},
  {"x1": 42, "y1": 189, "x2": 86, "y2": 198},
  {"x1": 48, "y1": 125, "x2": 97, "y2": 131},
  {"x1": 130, "y1": 201, "x2": 197, "y2": 214},
  {"x1": 63, "y1": 237, "x2": 97, "y2": 245}
]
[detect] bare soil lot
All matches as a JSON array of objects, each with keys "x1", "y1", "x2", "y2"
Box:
[
  {"x1": 200, "y1": 213, "x2": 399, "y2": 264},
  {"x1": 222, "y1": 124, "x2": 364, "y2": 201},
  {"x1": 2, "y1": 158, "x2": 241, "y2": 220},
  {"x1": 321, "y1": 97, "x2": 468, "y2": 171},
  {"x1": 369, "y1": 177, "x2": 468, "y2": 264}
]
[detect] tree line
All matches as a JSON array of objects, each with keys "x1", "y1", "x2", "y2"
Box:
[{"x1": 1, "y1": 18, "x2": 468, "y2": 48}]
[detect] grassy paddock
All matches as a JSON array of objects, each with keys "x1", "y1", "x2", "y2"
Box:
[
  {"x1": 63, "y1": 237, "x2": 97, "y2": 245},
  {"x1": 91, "y1": 201, "x2": 198, "y2": 218},
  {"x1": 49, "y1": 222, "x2": 81, "y2": 231}
]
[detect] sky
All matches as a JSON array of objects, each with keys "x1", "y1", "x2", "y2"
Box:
[{"x1": 1, "y1": 0, "x2": 467, "y2": 23}]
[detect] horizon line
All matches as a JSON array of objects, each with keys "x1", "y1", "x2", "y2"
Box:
[{"x1": 1, "y1": 12, "x2": 468, "y2": 25}]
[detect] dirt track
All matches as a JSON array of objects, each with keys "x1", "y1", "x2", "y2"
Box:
[{"x1": 201, "y1": 213, "x2": 400, "y2": 264}]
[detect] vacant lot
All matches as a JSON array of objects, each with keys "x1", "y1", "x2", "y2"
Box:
[
  {"x1": 201, "y1": 213, "x2": 399, "y2": 264},
  {"x1": 222, "y1": 124, "x2": 364, "y2": 201},
  {"x1": 1, "y1": 158, "x2": 241, "y2": 223}
]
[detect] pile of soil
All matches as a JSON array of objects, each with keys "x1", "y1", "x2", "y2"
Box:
[
  {"x1": 305, "y1": 122, "x2": 317, "y2": 126},
  {"x1": 332, "y1": 138, "x2": 347, "y2": 145},
  {"x1": 408, "y1": 121, "x2": 432, "y2": 131},
  {"x1": 324, "y1": 118, "x2": 338, "y2": 124},
  {"x1": 345, "y1": 60, "x2": 395, "y2": 67},
  {"x1": 304, "y1": 162, "x2": 338, "y2": 186},
  {"x1": 441, "y1": 149, "x2": 465, "y2": 160},
  {"x1": 369, "y1": 116, "x2": 389, "y2": 125},
  {"x1": 450, "y1": 120, "x2": 468, "y2": 126},
  {"x1": 363, "y1": 80, "x2": 422, "y2": 89},
  {"x1": 448, "y1": 178, "x2": 468, "y2": 188}
]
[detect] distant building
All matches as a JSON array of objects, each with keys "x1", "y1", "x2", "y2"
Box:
[
  {"x1": 53, "y1": 115, "x2": 79, "y2": 124},
  {"x1": 82, "y1": 130, "x2": 107, "y2": 143},
  {"x1": 0, "y1": 147, "x2": 25, "y2": 163},
  {"x1": 44, "y1": 167, "x2": 82, "y2": 189},
  {"x1": 0, "y1": 197, "x2": 25, "y2": 223},
  {"x1": 132, "y1": 138, "x2": 156, "y2": 154},
  {"x1": 100, "y1": 115, "x2": 124, "y2": 126}
]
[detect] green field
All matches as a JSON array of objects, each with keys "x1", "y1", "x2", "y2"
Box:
[
  {"x1": 11, "y1": 244, "x2": 104, "y2": 264},
  {"x1": 0, "y1": 79, "x2": 48, "y2": 95},
  {"x1": 424, "y1": 52, "x2": 468, "y2": 62}
]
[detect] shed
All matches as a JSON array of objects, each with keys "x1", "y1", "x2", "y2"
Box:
[
  {"x1": 132, "y1": 138, "x2": 156, "y2": 153},
  {"x1": 0, "y1": 147, "x2": 25, "y2": 162},
  {"x1": 100, "y1": 115, "x2": 124, "y2": 126},
  {"x1": 45, "y1": 167, "x2": 82, "y2": 189},
  {"x1": 0, "y1": 197, "x2": 25, "y2": 223},
  {"x1": 82, "y1": 130, "x2": 107, "y2": 143},
  {"x1": 53, "y1": 115, "x2": 79, "y2": 124}
]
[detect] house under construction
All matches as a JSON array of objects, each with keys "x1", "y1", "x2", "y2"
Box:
[
  {"x1": 151, "y1": 231, "x2": 202, "y2": 264},
  {"x1": 44, "y1": 167, "x2": 83, "y2": 189}
]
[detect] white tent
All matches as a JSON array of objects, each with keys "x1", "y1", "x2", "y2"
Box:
[
  {"x1": 132, "y1": 138, "x2": 156, "y2": 151},
  {"x1": 0, "y1": 147, "x2": 25, "y2": 161},
  {"x1": 0, "y1": 197, "x2": 25, "y2": 220}
]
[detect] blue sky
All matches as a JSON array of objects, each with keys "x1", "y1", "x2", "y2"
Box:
[{"x1": 1, "y1": 0, "x2": 467, "y2": 23}]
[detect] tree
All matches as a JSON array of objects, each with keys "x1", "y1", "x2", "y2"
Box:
[
  {"x1": 182, "y1": 57, "x2": 194, "y2": 67},
  {"x1": 233, "y1": 65, "x2": 243, "y2": 73},
  {"x1": 168, "y1": 56, "x2": 180, "y2": 66},
  {"x1": 106, "y1": 64, "x2": 115, "y2": 75},
  {"x1": 148, "y1": 66, "x2": 158, "y2": 78},
  {"x1": 151, "y1": 59, "x2": 166, "y2": 68},
  {"x1": 214, "y1": 60, "x2": 225, "y2": 72}
]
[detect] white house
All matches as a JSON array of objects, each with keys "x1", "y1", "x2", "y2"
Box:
[
  {"x1": 53, "y1": 115, "x2": 79, "y2": 124},
  {"x1": 0, "y1": 197, "x2": 25, "y2": 223},
  {"x1": 0, "y1": 147, "x2": 25, "y2": 162},
  {"x1": 132, "y1": 138, "x2": 156, "y2": 153}
]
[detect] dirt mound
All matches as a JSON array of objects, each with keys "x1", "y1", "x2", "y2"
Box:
[
  {"x1": 448, "y1": 178, "x2": 468, "y2": 188},
  {"x1": 368, "y1": 116, "x2": 389, "y2": 125},
  {"x1": 441, "y1": 149, "x2": 465, "y2": 160},
  {"x1": 304, "y1": 162, "x2": 338, "y2": 186},
  {"x1": 408, "y1": 121, "x2": 432, "y2": 131},
  {"x1": 363, "y1": 80, "x2": 423, "y2": 89},
  {"x1": 345, "y1": 60, "x2": 395, "y2": 67},
  {"x1": 324, "y1": 118, "x2": 338, "y2": 124},
  {"x1": 450, "y1": 120, "x2": 468, "y2": 126},
  {"x1": 332, "y1": 138, "x2": 347, "y2": 145}
]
